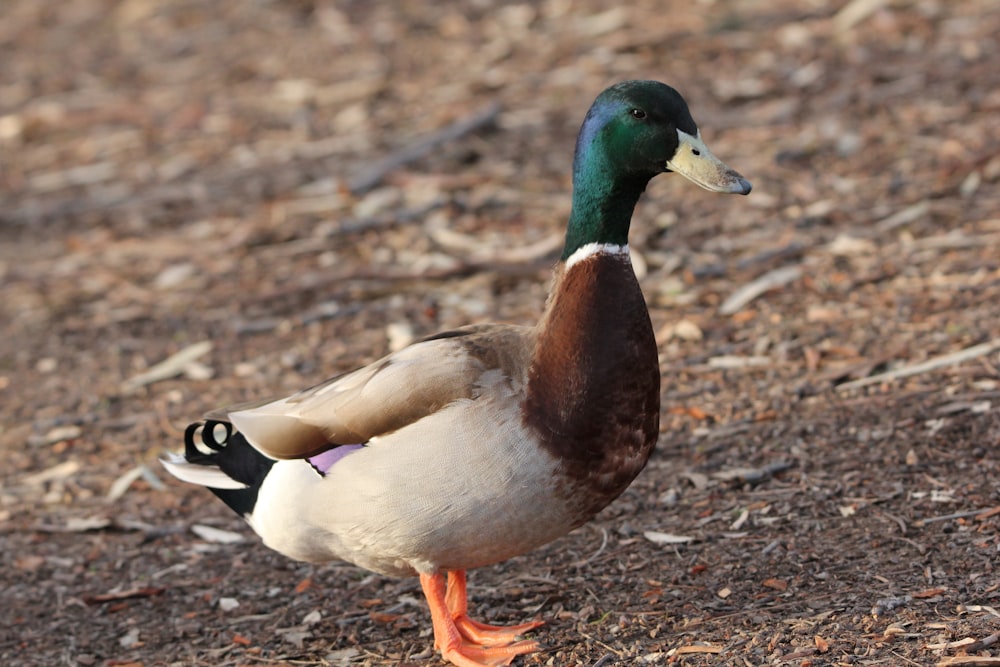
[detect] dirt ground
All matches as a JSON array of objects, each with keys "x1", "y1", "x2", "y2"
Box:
[{"x1": 3, "y1": 1, "x2": 1000, "y2": 665}]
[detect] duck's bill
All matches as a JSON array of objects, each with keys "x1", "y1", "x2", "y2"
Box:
[{"x1": 666, "y1": 130, "x2": 752, "y2": 195}]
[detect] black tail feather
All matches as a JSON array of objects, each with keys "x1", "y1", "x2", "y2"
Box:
[{"x1": 184, "y1": 420, "x2": 275, "y2": 517}]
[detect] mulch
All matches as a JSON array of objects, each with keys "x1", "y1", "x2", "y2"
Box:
[{"x1": 2, "y1": 1, "x2": 1000, "y2": 665}]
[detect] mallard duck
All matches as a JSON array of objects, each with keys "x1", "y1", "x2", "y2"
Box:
[{"x1": 163, "y1": 80, "x2": 750, "y2": 667}]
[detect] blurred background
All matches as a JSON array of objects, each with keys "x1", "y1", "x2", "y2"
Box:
[{"x1": 2, "y1": 1, "x2": 1000, "y2": 665}]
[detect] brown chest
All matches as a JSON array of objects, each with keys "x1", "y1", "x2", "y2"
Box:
[{"x1": 522, "y1": 254, "x2": 660, "y2": 507}]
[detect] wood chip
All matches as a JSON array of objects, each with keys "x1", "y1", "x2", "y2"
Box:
[
  {"x1": 959, "y1": 605, "x2": 1000, "y2": 619},
  {"x1": 118, "y1": 627, "x2": 141, "y2": 649},
  {"x1": 325, "y1": 647, "x2": 361, "y2": 665},
  {"x1": 30, "y1": 425, "x2": 82, "y2": 446},
  {"x1": 191, "y1": 524, "x2": 246, "y2": 544},
  {"x1": 719, "y1": 265, "x2": 802, "y2": 315},
  {"x1": 278, "y1": 628, "x2": 312, "y2": 648},
  {"x1": 218, "y1": 597, "x2": 240, "y2": 612},
  {"x1": 64, "y1": 517, "x2": 112, "y2": 532},
  {"x1": 106, "y1": 464, "x2": 146, "y2": 502},
  {"x1": 707, "y1": 355, "x2": 772, "y2": 369},
  {"x1": 120, "y1": 341, "x2": 213, "y2": 393},
  {"x1": 871, "y1": 595, "x2": 911, "y2": 617},
  {"x1": 827, "y1": 234, "x2": 876, "y2": 256},
  {"x1": 875, "y1": 200, "x2": 931, "y2": 232},
  {"x1": 833, "y1": 0, "x2": 886, "y2": 33},
  {"x1": 657, "y1": 318, "x2": 704, "y2": 345},
  {"x1": 643, "y1": 531, "x2": 695, "y2": 546},
  {"x1": 22, "y1": 460, "x2": 81, "y2": 486}
]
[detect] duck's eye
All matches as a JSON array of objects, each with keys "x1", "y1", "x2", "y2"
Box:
[
  {"x1": 629, "y1": 109, "x2": 646, "y2": 119},
  {"x1": 692, "y1": 148, "x2": 701, "y2": 156}
]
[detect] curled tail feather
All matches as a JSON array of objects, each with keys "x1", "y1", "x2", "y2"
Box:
[{"x1": 161, "y1": 420, "x2": 275, "y2": 516}]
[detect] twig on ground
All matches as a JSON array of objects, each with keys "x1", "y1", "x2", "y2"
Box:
[
  {"x1": 892, "y1": 650, "x2": 925, "y2": 666},
  {"x1": 836, "y1": 339, "x2": 1000, "y2": 391},
  {"x1": 935, "y1": 657, "x2": 1000, "y2": 666},
  {"x1": 719, "y1": 265, "x2": 802, "y2": 315},
  {"x1": 915, "y1": 507, "x2": 1000, "y2": 527},
  {"x1": 958, "y1": 605, "x2": 1000, "y2": 619},
  {"x1": 83, "y1": 587, "x2": 166, "y2": 605},
  {"x1": 572, "y1": 527, "x2": 609, "y2": 568},
  {"x1": 875, "y1": 200, "x2": 931, "y2": 233},
  {"x1": 590, "y1": 654, "x2": 616, "y2": 667},
  {"x1": 926, "y1": 637, "x2": 979, "y2": 651},
  {"x1": 348, "y1": 101, "x2": 502, "y2": 194},
  {"x1": 712, "y1": 461, "x2": 794, "y2": 485},
  {"x1": 936, "y1": 633, "x2": 1000, "y2": 653},
  {"x1": 736, "y1": 241, "x2": 808, "y2": 271}
]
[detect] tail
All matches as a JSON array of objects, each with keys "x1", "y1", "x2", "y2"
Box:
[{"x1": 161, "y1": 420, "x2": 276, "y2": 518}]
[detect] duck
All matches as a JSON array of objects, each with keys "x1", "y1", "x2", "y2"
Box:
[{"x1": 162, "y1": 80, "x2": 750, "y2": 667}]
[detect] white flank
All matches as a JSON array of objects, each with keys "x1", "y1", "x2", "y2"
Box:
[
  {"x1": 564, "y1": 242, "x2": 629, "y2": 270},
  {"x1": 160, "y1": 452, "x2": 249, "y2": 490}
]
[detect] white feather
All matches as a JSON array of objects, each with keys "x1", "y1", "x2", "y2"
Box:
[
  {"x1": 565, "y1": 242, "x2": 629, "y2": 269},
  {"x1": 160, "y1": 452, "x2": 249, "y2": 490}
]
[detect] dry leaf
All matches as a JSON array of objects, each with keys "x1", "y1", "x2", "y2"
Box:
[
  {"x1": 84, "y1": 587, "x2": 166, "y2": 605},
  {"x1": 673, "y1": 643, "x2": 723, "y2": 655},
  {"x1": 762, "y1": 578, "x2": 788, "y2": 591},
  {"x1": 912, "y1": 587, "x2": 947, "y2": 599}
]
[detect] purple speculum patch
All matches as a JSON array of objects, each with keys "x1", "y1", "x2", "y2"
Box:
[{"x1": 307, "y1": 444, "x2": 364, "y2": 475}]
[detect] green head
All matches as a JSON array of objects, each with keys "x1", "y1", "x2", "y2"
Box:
[{"x1": 562, "y1": 80, "x2": 751, "y2": 261}]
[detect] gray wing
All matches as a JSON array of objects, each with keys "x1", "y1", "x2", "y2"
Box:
[{"x1": 220, "y1": 324, "x2": 533, "y2": 459}]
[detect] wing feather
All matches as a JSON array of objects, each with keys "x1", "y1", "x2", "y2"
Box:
[{"x1": 225, "y1": 324, "x2": 532, "y2": 459}]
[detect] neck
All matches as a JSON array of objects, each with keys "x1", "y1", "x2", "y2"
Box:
[
  {"x1": 560, "y1": 127, "x2": 652, "y2": 261},
  {"x1": 561, "y1": 105, "x2": 652, "y2": 261}
]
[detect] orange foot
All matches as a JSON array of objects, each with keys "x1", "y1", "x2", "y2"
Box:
[
  {"x1": 445, "y1": 570, "x2": 544, "y2": 647},
  {"x1": 420, "y1": 571, "x2": 543, "y2": 667}
]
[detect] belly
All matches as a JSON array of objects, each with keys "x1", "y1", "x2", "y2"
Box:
[{"x1": 298, "y1": 402, "x2": 590, "y2": 576}]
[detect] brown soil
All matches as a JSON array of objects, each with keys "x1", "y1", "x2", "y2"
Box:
[{"x1": 3, "y1": 1, "x2": 1000, "y2": 666}]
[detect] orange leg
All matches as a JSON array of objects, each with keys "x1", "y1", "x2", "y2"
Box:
[
  {"x1": 444, "y1": 570, "x2": 544, "y2": 647},
  {"x1": 420, "y1": 572, "x2": 541, "y2": 667}
]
